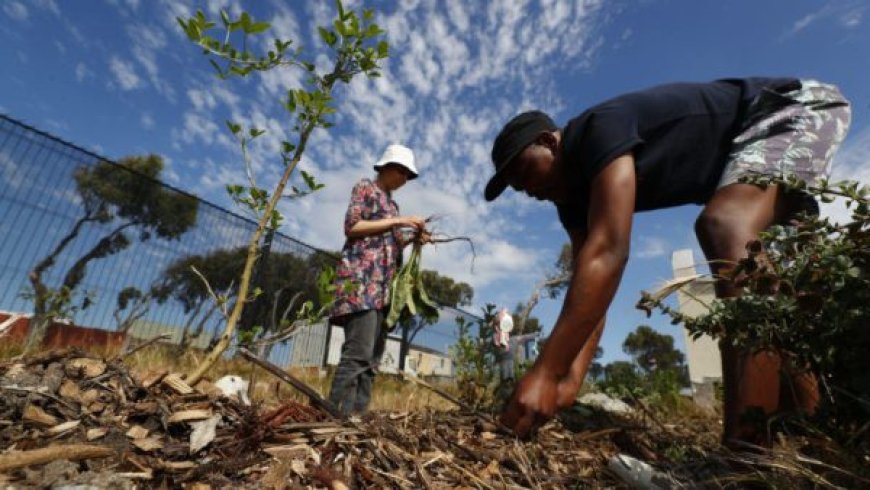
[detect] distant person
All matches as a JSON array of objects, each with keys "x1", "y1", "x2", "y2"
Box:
[
  {"x1": 327, "y1": 144, "x2": 430, "y2": 417},
  {"x1": 493, "y1": 307, "x2": 515, "y2": 381},
  {"x1": 487, "y1": 77, "x2": 850, "y2": 446}
]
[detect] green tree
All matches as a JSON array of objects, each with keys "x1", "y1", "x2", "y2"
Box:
[
  {"x1": 603, "y1": 360, "x2": 642, "y2": 392},
  {"x1": 156, "y1": 246, "x2": 335, "y2": 349},
  {"x1": 397, "y1": 269, "x2": 473, "y2": 371},
  {"x1": 511, "y1": 302, "x2": 541, "y2": 334},
  {"x1": 177, "y1": 1, "x2": 389, "y2": 383},
  {"x1": 622, "y1": 325, "x2": 686, "y2": 374},
  {"x1": 25, "y1": 154, "x2": 198, "y2": 353},
  {"x1": 587, "y1": 346, "x2": 605, "y2": 382},
  {"x1": 451, "y1": 304, "x2": 499, "y2": 409}
]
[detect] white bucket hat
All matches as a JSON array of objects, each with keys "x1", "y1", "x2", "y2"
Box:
[{"x1": 373, "y1": 144, "x2": 418, "y2": 180}]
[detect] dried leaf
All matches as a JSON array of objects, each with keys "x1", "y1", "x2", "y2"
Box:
[{"x1": 189, "y1": 415, "x2": 220, "y2": 453}]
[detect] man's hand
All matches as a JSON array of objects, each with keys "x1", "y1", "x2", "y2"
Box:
[{"x1": 500, "y1": 366, "x2": 580, "y2": 438}]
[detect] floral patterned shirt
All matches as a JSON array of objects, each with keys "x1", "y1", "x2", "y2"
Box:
[{"x1": 330, "y1": 178, "x2": 405, "y2": 318}]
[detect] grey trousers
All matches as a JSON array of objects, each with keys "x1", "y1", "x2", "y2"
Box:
[{"x1": 327, "y1": 309, "x2": 387, "y2": 416}]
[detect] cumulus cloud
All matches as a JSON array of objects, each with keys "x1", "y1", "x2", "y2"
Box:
[{"x1": 108, "y1": 56, "x2": 142, "y2": 90}]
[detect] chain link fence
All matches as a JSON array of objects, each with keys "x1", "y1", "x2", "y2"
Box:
[{"x1": 0, "y1": 114, "x2": 478, "y2": 370}]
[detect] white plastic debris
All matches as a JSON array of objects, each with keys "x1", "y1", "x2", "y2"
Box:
[
  {"x1": 214, "y1": 375, "x2": 251, "y2": 405},
  {"x1": 607, "y1": 454, "x2": 678, "y2": 489},
  {"x1": 577, "y1": 392, "x2": 633, "y2": 414}
]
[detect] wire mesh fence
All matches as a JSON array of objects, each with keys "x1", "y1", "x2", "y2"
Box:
[{"x1": 0, "y1": 114, "x2": 478, "y2": 370}]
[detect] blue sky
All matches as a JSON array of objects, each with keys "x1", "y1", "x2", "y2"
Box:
[{"x1": 1, "y1": 0, "x2": 868, "y2": 364}]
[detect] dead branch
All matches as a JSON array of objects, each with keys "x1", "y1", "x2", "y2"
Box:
[
  {"x1": 238, "y1": 348, "x2": 341, "y2": 418},
  {"x1": 118, "y1": 333, "x2": 172, "y2": 360},
  {"x1": 0, "y1": 444, "x2": 114, "y2": 472}
]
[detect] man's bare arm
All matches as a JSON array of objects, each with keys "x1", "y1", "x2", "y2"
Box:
[{"x1": 536, "y1": 153, "x2": 636, "y2": 379}]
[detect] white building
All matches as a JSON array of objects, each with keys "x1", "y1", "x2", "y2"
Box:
[{"x1": 672, "y1": 249, "x2": 721, "y2": 408}]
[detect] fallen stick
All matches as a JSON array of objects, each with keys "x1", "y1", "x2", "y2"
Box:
[
  {"x1": 1, "y1": 385, "x2": 79, "y2": 412},
  {"x1": 0, "y1": 444, "x2": 114, "y2": 472},
  {"x1": 400, "y1": 371, "x2": 512, "y2": 434},
  {"x1": 238, "y1": 348, "x2": 341, "y2": 419},
  {"x1": 118, "y1": 333, "x2": 172, "y2": 360}
]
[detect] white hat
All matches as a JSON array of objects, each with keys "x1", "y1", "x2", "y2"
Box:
[{"x1": 373, "y1": 144, "x2": 418, "y2": 179}]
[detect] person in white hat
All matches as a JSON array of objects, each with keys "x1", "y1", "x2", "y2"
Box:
[{"x1": 327, "y1": 144, "x2": 430, "y2": 416}]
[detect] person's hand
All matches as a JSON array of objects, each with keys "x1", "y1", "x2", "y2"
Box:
[
  {"x1": 398, "y1": 215, "x2": 426, "y2": 230},
  {"x1": 500, "y1": 366, "x2": 579, "y2": 438},
  {"x1": 419, "y1": 230, "x2": 433, "y2": 244}
]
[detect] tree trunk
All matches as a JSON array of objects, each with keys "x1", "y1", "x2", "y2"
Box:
[{"x1": 22, "y1": 314, "x2": 51, "y2": 354}]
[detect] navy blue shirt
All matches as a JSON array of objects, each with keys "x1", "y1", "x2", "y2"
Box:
[{"x1": 556, "y1": 77, "x2": 800, "y2": 231}]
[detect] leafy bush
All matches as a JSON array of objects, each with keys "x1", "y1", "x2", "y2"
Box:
[
  {"x1": 450, "y1": 304, "x2": 500, "y2": 410},
  {"x1": 639, "y1": 175, "x2": 870, "y2": 434}
]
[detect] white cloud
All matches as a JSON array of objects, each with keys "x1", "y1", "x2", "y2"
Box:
[
  {"x1": 34, "y1": 0, "x2": 60, "y2": 16},
  {"x1": 108, "y1": 56, "x2": 142, "y2": 90},
  {"x1": 634, "y1": 236, "x2": 669, "y2": 259},
  {"x1": 125, "y1": 23, "x2": 175, "y2": 99},
  {"x1": 783, "y1": 1, "x2": 867, "y2": 38},
  {"x1": 174, "y1": 111, "x2": 221, "y2": 146},
  {"x1": 3, "y1": 2, "x2": 28, "y2": 21},
  {"x1": 821, "y1": 125, "x2": 870, "y2": 224},
  {"x1": 840, "y1": 7, "x2": 864, "y2": 27},
  {"x1": 140, "y1": 112, "x2": 155, "y2": 129},
  {"x1": 74, "y1": 62, "x2": 92, "y2": 82}
]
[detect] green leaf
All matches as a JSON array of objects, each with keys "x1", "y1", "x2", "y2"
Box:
[
  {"x1": 226, "y1": 121, "x2": 241, "y2": 135},
  {"x1": 334, "y1": 19, "x2": 348, "y2": 37},
  {"x1": 240, "y1": 12, "x2": 252, "y2": 32},
  {"x1": 318, "y1": 26, "x2": 337, "y2": 47},
  {"x1": 377, "y1": 40, "x2": 389, "y2": 57},
  {"x1": 248, "y1": 21, "x2": 270, "y2": 34}
]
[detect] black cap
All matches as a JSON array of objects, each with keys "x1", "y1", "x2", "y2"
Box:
[{"x1": 485, "y1": 110, "x2": 557, "y2": 202}]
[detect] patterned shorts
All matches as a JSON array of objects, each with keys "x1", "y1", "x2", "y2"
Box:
[{"x1": 718, "y1": 79, "x2": 852, "y2": 190}]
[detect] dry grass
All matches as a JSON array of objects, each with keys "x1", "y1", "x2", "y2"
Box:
[{"x1": 0, "y1": 340, "x2": 457, "y2": 412}]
